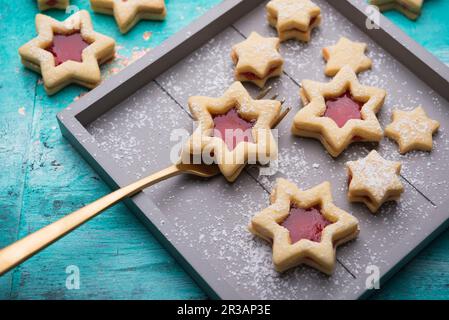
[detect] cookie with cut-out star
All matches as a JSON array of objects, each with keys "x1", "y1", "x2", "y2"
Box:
[
  {"x1": 182, "y1": 82, "x2": 282, "y2": 182},
  {"x1": 231, "y1": 32, "x2": 284, "y2": 88},
  {"x1": 266, "y1": 0, "x2": 322, "y2": 42},
  {"x1": 322, "y1": 37, "x2": 372, "y2": 77},
  {"x1": 347, "y1": 150, "x2": 404, "y2": 213},
  {"x1": 369, "y1": 0, "x2": 423, "y2": 20},
  {"x1": 249, "y1": 178, "x2": 359, "y2": 274},
  {"x1": 90, "y1": 0, "x2": 166, "y2": 33},
  {"x1": 19, "y1": 10, "x2": 116, "y2": 95},
  {"x1": 385, "y1": 107, "x2": 440, "y2": 154},
  {"x1": 37, "y1": 0, "x2": 70, "y2": 11},
  {"x1": 292, "y1": 66, "x2": 386, "y2": 157}
]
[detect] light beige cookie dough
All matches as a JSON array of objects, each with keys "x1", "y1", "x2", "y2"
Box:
[
  {"x1": 322, "y1": 37, "x2": 372, "y2": 77},
  {"x1": 18, "y1": 10, "x2": 116, "y2": 95},
  {"x1": 292, "y1": 66, "x2": 386, "y2": 157},
  {"x1": 231, "y1": 32, "x2": 284, "y2": 88},
  {"x1": 347, "y1": 150, "x2": 404, "y2": 213},
  {"x1": 266, "y1": 0, "x2": 322, "y2": 42},
  {"x1": 385, "y1": 106, "x2": 440, "y2": 154},
  {"x1": 183, "y1": 82, "x2": 281, "y2": 182},
  {"x1": 369, "y1": 0, "x2": 423, "y2": 20},
  {"x1": 37, "y1": 0, "x2": 70, "y2": 11},
  {"x1": 249, "y1": 178, "x2": 359, "y2": 274},
  {"x1": 90, "y1": 0, "x2": 166, "y2": 34}
]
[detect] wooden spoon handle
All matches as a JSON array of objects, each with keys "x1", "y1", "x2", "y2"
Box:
[{"x1": 0, "y1": 165, "x2": 181, "y2": 276}]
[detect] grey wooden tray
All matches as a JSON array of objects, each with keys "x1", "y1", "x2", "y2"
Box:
[{"x1": 57, "y1": 0, "x2": 449, "y2": 299}]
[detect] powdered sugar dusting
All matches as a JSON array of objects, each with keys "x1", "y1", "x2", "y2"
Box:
[
  {"x1": 347, "y1": 151, "x2": 402, "y2": 202},
  {"x1": 85, "y1": 0, "x2": 449, "y2": 299}
]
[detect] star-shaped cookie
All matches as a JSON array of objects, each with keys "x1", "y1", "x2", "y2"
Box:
[
  {"x1": 231, "y1": 32, "x2": 284, "y2": 88},
  {"x1": 292, "y1": 65, "x2": 386, "y2": 157},
  {"x1": 385, "y1": 107, "x2": 440, "y2": 154},
  {"x1": 266, "y1": 0, "x2": 322, "y2": 42},
  {"x1": 249, "y1": 178, "x2": 359, "y2": 274},
  {"x1": 18, "y1": 10, "x2": 116, "y2": 95},
  {"x1": 347, "y1": 150, "x2": 404, "y2": 213},
  {"x1": 183, "y1": 82, "x2": 282, "y2": 182},
  {"x1": 90, "y1": 0, "x2": 167, "y2": 33},
  {"x1": 37, "y1": 0, "x2": 70, "y2": 11},
  {"x1": 369, "y1": 0, "x2": 423, "y2": 20},
  {"x1": 322, "y1": 37, "x2": 372, "y2": 77}
]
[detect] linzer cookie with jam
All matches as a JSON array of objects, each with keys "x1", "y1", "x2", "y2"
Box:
[
  {"x1": 183, "y1": 82, "x2": 281, "y2": 182},
  {"x1": 37, "y1": 0, "x2": 70, "y2": 11},
  {"x1": 249, "y1": 178, "x2": 359, "y2": 274},
  {"x1": 266, "y1": 0, "x2": 322, "y2": 42},
  {"x1": 292, "y1": 66, "x2": 386, "y2": 157},
  {"x1": 90, "y1": 0, "x2": 167, "y2": 33},
  {"x1": 369, "y1": 0, "x2": 423, "y2": 20},
  {"x1": 231, "y1": 32, "x2": 284, "y2": 88},
  {"x1": 19, "y1": 10, "x2": 116, "y2": 95},
  {"x1": 347, "y1": 150, "x2": 404, "y2": 213}
]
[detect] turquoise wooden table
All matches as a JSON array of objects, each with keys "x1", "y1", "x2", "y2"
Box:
[{"x1": 1, "y1": 0, "x2": 448, "y2": 300}]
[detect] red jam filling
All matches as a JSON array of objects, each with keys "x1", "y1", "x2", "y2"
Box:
[
  {"x1": 241, "y1": 67, "x2": 279, "y2": 81},
  {"x1": 399, "y1": 3, "x2": 414, "y2": 12},
  {"x1": 46, "y1": 32, "x2": 90, "y2": 66},
  {"x1": 213, "y1": 108, "x2": 254, "y2": 151},
  {"x1": 281, "y1": 206, "x2": 331, "y2": 243},
  {"x1": 286, "y1": 16, "x2": 318, "y2": 33},
  {"x1": 324, "y1": 92, "x2": 363, "y2": 128},
  {"x1": 46, "y1": 0, "x2": 58, "y2": 5}
]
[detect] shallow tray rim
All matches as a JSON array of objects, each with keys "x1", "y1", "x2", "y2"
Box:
[{"x1": 57, "y1": 0, "x2": 449, "y2": 300}]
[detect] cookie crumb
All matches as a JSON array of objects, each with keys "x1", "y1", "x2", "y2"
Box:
[{"x1": 143, "y1": 31, "x2": 152, "y2": 41}]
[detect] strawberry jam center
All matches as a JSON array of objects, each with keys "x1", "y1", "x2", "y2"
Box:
[
  {"x1": 241, "y1": 67, "x2": 278, "y2": 81},
  {"x1": 213, "y1": 108, "x2": 254, "y2": 151},
  {"x1": 324, "y1": 92, "x2": 363, "y2": 128},
  {"x1": 286, "y1": 16, "x2": 318, "y2": 32},
  {"x1": 46, "y1": 32, "x2": 90, "y2": 66},
  {"x1": 281, "y1": 206, "x2": 331, "y2": 243},
  {"x1": 46, "y1": 0, "x2": 58, "y2": 5}
]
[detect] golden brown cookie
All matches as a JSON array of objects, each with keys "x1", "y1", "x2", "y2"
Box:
[
  {"x1": 385, "y1": 107, "x2": 440, "y2": 154},
  {"x1": 231, "y1": 32, "x2": 284, "y2": 88},
  {"x1": 19, "y1": 10, "x2": 116, "y2": 95},
  {"x1": 292, "y1": 66, "x2": 386, "y2": 157},
  {"x1": 322, "y1": 37, "x2": 372, "y2": 77},
  {"x1": 266, "y1": 0, "x2": 322, "y2": 42},
  {"x1": 37, "y1": 0, "x2": 70, "y2": 11},
  {"x1": 249, "y1": 178, "x2": 359, "y2": 274},
  {"x1": 90, "y1": 0, "x2": 167, "y2": 33},
  {"x1": 369, "y1": 0, "x2": 423, "y2": 20},
  {"x1": 183, "y1": 82, "x2": 282, "y2": 182},
  {"x1": 347, "y1": 150, "x2": 404, "y2": 213}
]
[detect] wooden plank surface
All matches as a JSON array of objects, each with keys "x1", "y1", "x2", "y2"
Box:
[{"x1": 0, "y1": 0, "x2": 448, "y2": 299}]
